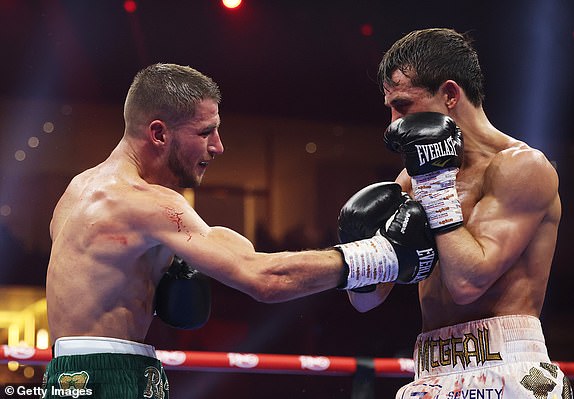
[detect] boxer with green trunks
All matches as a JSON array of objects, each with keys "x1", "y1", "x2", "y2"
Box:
[
  {"x1": 43, "y1": 337, "x2": 167, "y2": 399},
  {"x1": 46, "y1": 63, "x2": 440, "y2": 398}
]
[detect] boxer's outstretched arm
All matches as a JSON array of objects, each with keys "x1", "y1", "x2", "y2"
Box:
[
  {"x1": 138, "y1": 187, "x2": 346, "y2": 303},
  {"x1": 181, "y1": 226, "x2": 345, "y2": 302}
]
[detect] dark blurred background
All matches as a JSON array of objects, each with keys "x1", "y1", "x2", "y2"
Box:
[{"x1": 0, "y1": 0, "x2": 573, "y2": 397}]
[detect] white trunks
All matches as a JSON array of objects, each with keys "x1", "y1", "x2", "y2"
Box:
[{"x1": 396, "y1": 315, "x2": 572, "y2": 399}]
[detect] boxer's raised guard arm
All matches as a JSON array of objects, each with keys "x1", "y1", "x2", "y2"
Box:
[{"x1": 384, "y1": 112, "x2": 464, "y2": 232}]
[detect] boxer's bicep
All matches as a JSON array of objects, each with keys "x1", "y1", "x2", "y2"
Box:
[
  {"x1": 148, "y1": 200, "x2": 259, "y2": 287},
  {"x1": 144, "y1": 195, "x2": 344, "y2": 302},
  {"x1": 165, "y1": 225, "x2": 344, "y2": 302},
  {"x1": 466, "y1": 194, "x2": 535, "y2": 273},
  {"x1": 438, "y1": 148, "x2": 557, "y2": 303},
  {"x1": 149, "y1": 199, "x2": 321, "y2": 297},
  {"x1": 472, "y1": 148, "x2": 558, "y2": 271}
]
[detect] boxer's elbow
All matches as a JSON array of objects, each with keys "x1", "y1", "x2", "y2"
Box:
[
  {"x1": 247, "y1": 269, "x2": 322, "y2": 303},
  {"x1": 246, "y1": 281, "x2": 281, "y2": 303},
  {"x1": 349, "y1": 298, "x2": 380, "y2": 313},
  {"x1": 348, "y1": 284, "x2": 392, "y2": 312},
  {"x1": 450, "y1": 289, "x2": 482, "y2": 305},
  {"x1": 442, "y1": 261, "x2": 494, "y2": 305},
  {"x1": 233, "y1": 255, "x2": 288, "y2": 303},
  {"x1": 237, "y1": 268, "x2": 291, "y2": 303},
  {"x1": 242, "y1": 255, "x2": 315, "y2": 303},
  {"x1": 447, "y1": 280, "x2": 488, "y2": 305},
  {"x1": 245, "y1": 278, "x2": 294, "y2": 303}
]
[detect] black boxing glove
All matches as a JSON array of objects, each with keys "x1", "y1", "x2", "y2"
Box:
[
  {"x1": 155, "y1": 255, "x2": 211, "y2": 329},
  {"x1": 338, "y1": 182, "x2": 404, "y2": 243},
  {"x1": 384, "y1": 112, "x2": 464, "y2": 232},
  {"x1": 336, "y1": 182, "x2": 438, "y2": 289},
  {"x1": 337, "y1": 182, "x2": 404, "y2": 292},
  {"x1": 385, "y1": 194, "x2": 438, "y2": 283}
]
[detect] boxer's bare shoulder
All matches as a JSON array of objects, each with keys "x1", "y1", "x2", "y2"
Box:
[{"x1": 478, "y1": 141, "x2": 560, "y2": 225}]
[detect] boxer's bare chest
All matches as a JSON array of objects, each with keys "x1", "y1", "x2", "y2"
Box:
[{"x1": 455, "y1": 156, "x2": 493, "y2": 220}]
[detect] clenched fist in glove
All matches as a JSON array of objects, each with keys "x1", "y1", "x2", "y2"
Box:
[
  {"x1": 336, "y1": 182, "x2": 438, "y2": 290},
  {"x1": 384, "y1": 112, "x2": 464, "y2": 232},
  {"x1": 155, "y1": 255, "x2": 211, "y2": 329}
]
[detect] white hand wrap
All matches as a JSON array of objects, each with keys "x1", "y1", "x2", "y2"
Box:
[
  {"x1": 336, "y1": 235, "x2": 399, "y2": 289},
  {"x1": 412, "y1": 167, "x2": 463, "y2": 231}
]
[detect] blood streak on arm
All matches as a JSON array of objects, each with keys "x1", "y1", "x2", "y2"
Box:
[
  {"x1": 108, "y1": 235, "x2": 128, "y2": 245},
  {"x1": 162, "y1": 206, "x2": 193, "y2": 241}
]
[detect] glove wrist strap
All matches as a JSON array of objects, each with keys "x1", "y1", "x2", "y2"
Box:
[
  {"x1": 412, "y1": 168, "x2": 463, "y2": 231},
  {"x1": 335, "y1": 235, "x2": 398, "y2": 289}
]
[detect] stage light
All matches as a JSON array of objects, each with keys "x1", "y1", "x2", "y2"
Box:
[
  {"x1": 36, "y1": 329, "x2": 50, "y2": 350},
  {"x1": 0, "y1": 205, "x2": 11, "y2": 217},
  {"x1": 28, "y1": 136, "x2": 39, "y2": 148},
  {"x1": 43, "y1": 121, "x2": 54, "y2": 133},
  {"x1": 305, "y1": 142, "x2": 317, "y2": 154},
  {"x1": 222, "y1": 0, "x2": 242, "y2": 10},
  {"x1": 360, "y1": 23, "x2": 373, "y2": 37},
  {"x1": 124, "y1": 0, "x2": 137, "y2": 13},
  {"x1": 14, "y1": 150, "x2": 26, "y2": 161},
  {"x1": 23, "y1": 366, "x2": 35, "y2": 378},
  {"x1": 7, "y1": 361, "x2": 19, "y2": 372}
]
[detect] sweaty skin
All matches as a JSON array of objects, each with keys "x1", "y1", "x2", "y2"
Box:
[
  {"x1": 47, "y1": 99, "x2": 345, "y2": 342},
  {"x1": 348, "y1": 70, "x2": 561, "y2": 331}
]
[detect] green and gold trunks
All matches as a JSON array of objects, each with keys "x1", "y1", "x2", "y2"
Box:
[{"x1": 43, "y1": 337, "x2": 169, "y2": 399}]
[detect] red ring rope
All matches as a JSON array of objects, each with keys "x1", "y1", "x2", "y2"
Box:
[{"x1": 1, "y1": 345, "x2": 573, "y2": 378}]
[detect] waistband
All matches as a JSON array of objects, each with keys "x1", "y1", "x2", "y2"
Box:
[
  {"x1": 414, "y1": 315, "x2": 549, "y2": 378},
  {"x1": 53, "y1": 336, "x2": 156, "y2": 358}
]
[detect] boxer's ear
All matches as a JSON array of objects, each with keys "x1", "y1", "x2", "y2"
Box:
[
  {"x1": 440, "y1": 80, "x2": 461, "y2": 109},
  {"x1": 149, "y1": 120, "x2": 168, "y2": 146}
]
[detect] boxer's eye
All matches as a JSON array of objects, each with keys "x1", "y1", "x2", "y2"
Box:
[{"x1": 393, "y1": 102, "x2": 410, "y2": 114}]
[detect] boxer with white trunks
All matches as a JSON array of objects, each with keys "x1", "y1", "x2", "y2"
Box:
[
  {"x1": 397, "y1": 315, "x2": 571, "y2": 399},
  {"x1": 345, "y1": 28, "x2": 572, "y2": 398}
]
